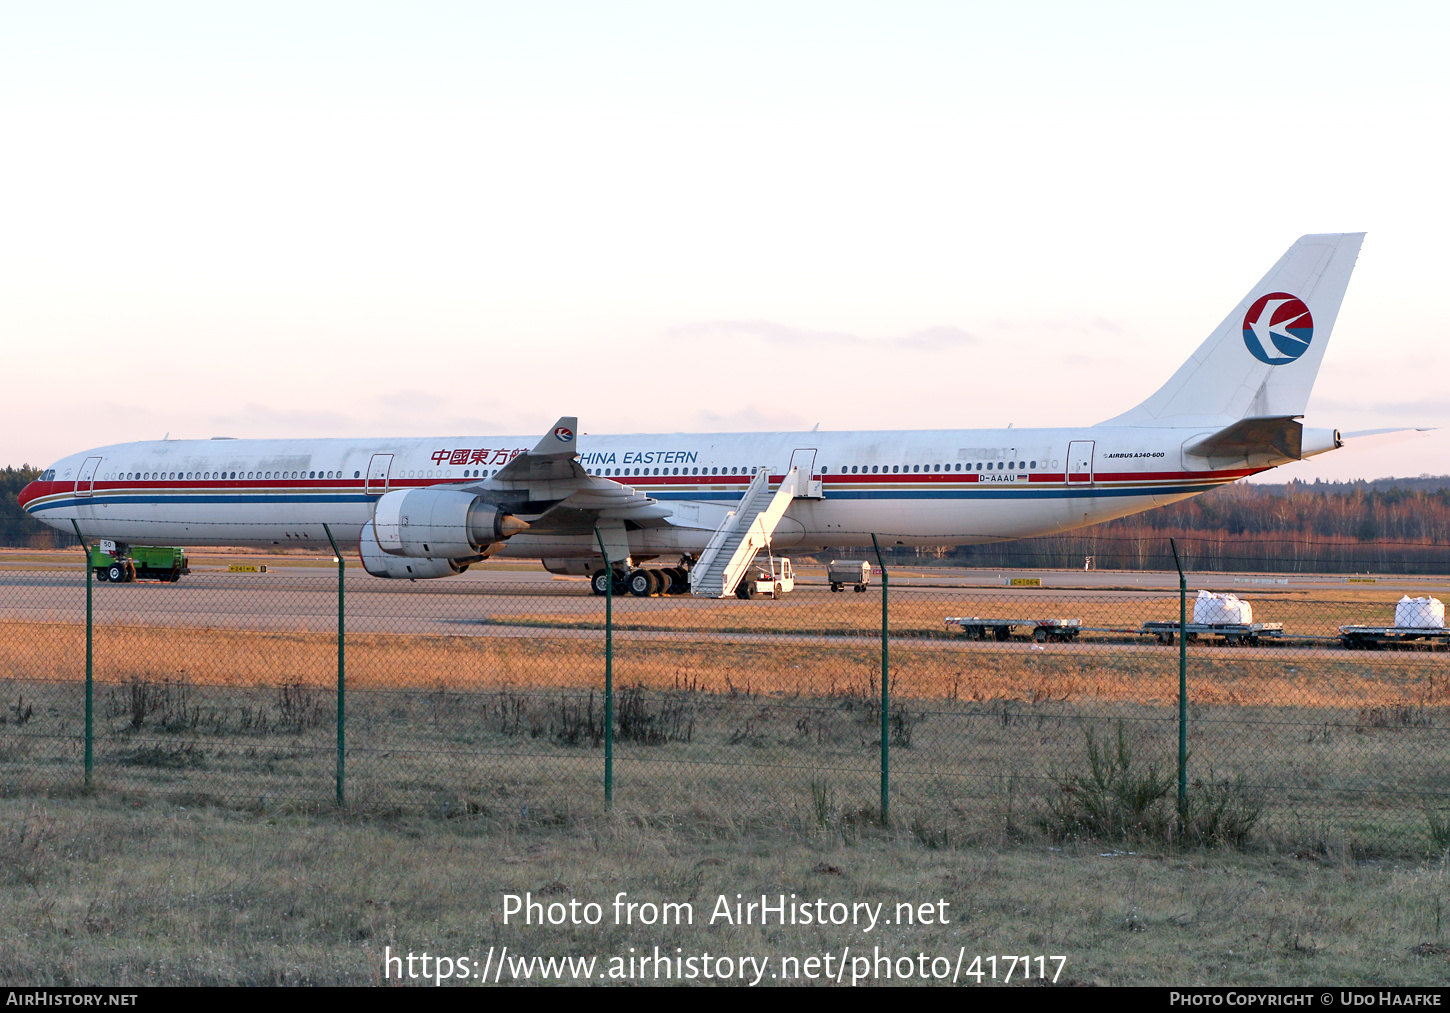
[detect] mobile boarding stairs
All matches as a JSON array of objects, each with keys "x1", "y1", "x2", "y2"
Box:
[{"x1": 689, "y1": 466, "x2": 820, "y2": 598}]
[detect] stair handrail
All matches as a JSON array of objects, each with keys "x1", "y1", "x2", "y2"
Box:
[
  {"x1": 713, "y1": 466, "x2": 800, "y2": 595},
  {"x1": 688, "y1": 466, "x2": 771, "y2": 591}
]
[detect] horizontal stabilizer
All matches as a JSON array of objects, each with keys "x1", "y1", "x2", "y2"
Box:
[
  {"x1": 1340, "y1": 427, "x2": 1435, "y2": 443},
  {"x1": 1186, "y1": 415, "x2": 1303, "y2": 461}
]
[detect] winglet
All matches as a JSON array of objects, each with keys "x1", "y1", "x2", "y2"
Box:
[
  {"x1": 492, "y1": 416, "x2": 582, "y2": 487},
  {"x1": 531, "y1": 417, "x2": 579, "y2": 456}
]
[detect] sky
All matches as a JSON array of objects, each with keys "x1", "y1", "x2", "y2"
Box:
[{"x1": 2, "y1": 2, "x2": 1447, "y2": 482}]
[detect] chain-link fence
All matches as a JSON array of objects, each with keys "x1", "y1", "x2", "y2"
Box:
[{"x1": 2, "y1": 542, "x2": 1449, "y2": 850}]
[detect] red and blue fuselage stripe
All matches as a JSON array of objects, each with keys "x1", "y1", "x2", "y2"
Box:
[{"x1": 21, "y1": 467, "x2": 1254, "y2": 514}]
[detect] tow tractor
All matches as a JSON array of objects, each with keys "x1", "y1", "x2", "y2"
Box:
[
  {"x1": 735, "y1": 556, "x2": 795, "y2": 599},
  {"x1": 90, "y1": 540, "x2": 190, "y2": 583}
]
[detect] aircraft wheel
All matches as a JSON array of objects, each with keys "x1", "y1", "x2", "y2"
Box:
[
  {"x1": 590, "y1": 569, "x2": 611, "y2": 596},
  {"x1": 107, "y1": 564, "x2": 124, "y2": 582},
  {"x1": 95, "y1": 568, "x2": 109, "y2": 582},
  {"x1": 627, "y1": 570, "x2": 653, "y2": 597},
  {"x1": 855, "y1": 584, "x2": 866, "y2": 592}
]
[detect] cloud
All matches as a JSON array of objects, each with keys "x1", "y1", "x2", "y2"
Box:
[
  {"x1": 668, "y1": 319, "x2": 978, "y2": 352},
  {"x1": 1368, "y1": 398, "x2": 1450, "y2": 420},
  {"x1": 669, "y1": 319, "x2": 863, "y2": 348},
  {"x1": 439, "y1": 414, "x2": 509, "y2": 433},
  {"x1": 694, "y1": 404, "x2": 810, "y2": 431},
  {"x1": 894, "y1": 326, "x2": 978, "y2": 351},
  {"x1": 205, "y1": 403, "x2": 358, "y2": 433},
  {"x1": 375, "y1": 390, "x2": 445, "y2": 412}
]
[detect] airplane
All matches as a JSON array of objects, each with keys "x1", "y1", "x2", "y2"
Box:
[{"x1": 19, "y1": 233, "x2": 1381, "y2": 596}]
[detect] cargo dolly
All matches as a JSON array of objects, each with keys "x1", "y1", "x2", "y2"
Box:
[
  {"x1": 1338, "y1": 626, "x2": 1450, "y2": 650},
  {"x1": 945, "y1": 617, "x2": 1082, "y2": 643},
  {"x1": 1141, "y1": 621, "x2": 1284, "y2": 647}
]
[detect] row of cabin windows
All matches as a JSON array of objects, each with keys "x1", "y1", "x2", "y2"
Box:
[
  {"x1": 590, "y1": 466, "x2": 756, "y2": 477},
  {"x1": 828, "y1": 461, "x2": 1037, "y2": 474},
  {"x1": 105, "y1": 461, "x2": 1046, "y2": 483},
  {"x1": 116, "y1": 470, "x2": 358, "y2": 481},
  {"x1": 399, "y1": 469, "x2": 494, "y2": 478},
  {"x1": 585, "y1": 462, "x2": 1039, "y2": 478}
]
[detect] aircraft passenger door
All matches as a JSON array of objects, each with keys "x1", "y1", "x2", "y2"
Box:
[
  {"x1": 74, "y1": 457, "x2": 102, "y2": 498},
  {"x1": 365, "y1": 454, "x2": 394, "y2": 495},
  {"x1": 1067, "y1": 441, "x2": 1095, "y2": 484},
  {"x1": 787, "y1": 448, "x2": 817, "y2": 478},
  {"x1": 787, "y1": 448, "x2": 818, "y2": 496}
]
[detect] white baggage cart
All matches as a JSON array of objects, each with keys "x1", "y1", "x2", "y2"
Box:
[{"x1": 827, "y1": 560, "x2": 871, "y2": 593}]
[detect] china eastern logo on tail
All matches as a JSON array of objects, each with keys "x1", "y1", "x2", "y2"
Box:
[{"x1": 1242, "y1": 292, "x2": 1314, "y2": 365}]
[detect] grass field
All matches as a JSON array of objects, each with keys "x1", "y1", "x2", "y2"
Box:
[
  {"x1": 5, "y1": 794, "x2": 1450, "y2": 985},
  {"x1": 2, "y1": 604, "x2": 1448, "y2": 851}
]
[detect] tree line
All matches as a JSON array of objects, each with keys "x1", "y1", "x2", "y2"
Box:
[
  {"x1": 0, "y1": 466, "x2": 77, "y2": 549},
  {"x1": 938, "y1": 478, "x2": 1450, "y2": 573}
]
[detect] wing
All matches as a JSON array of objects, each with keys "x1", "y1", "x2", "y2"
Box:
[{"x1": 476, "y1": 416, "x2": 675, "y2": 533}]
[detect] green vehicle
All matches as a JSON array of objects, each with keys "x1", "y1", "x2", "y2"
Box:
[{"x1": 90, "y1": 542, "x2": 190, "y2": 583}]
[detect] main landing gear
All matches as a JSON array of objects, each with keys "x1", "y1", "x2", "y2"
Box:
[{"x1": 590, "y1": 560, "x2": 693, "y2": 597}]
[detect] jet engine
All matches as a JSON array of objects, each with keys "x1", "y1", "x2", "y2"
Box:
[
  {"x1": 359, "y1": 523, "x2": 476, "y2": 579},
  {"x1": 371, "y1": 488, "x2": 528, "y2": 558}
]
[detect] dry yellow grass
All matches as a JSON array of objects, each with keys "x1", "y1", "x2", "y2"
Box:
[{"x1": 2, "y1": 618, "x2": 1446, "y2": 713}]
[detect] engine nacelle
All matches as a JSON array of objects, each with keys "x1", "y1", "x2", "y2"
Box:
[
  {"x1": 359, "y1": 523, "x2": 475, "y2": 579},
  {"x1": 372, "y1": 488, "x2": 527, "y2": 558}
]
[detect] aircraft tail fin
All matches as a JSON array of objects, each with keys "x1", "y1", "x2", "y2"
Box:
[{"x1": 1101, "y1": 233, "x2": 1364, "y2": 427}]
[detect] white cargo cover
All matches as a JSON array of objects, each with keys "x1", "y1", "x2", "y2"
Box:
[
  {"x1": 1396, "y1": 596, "x2": 1446, "y2": 628},
  {"x1": 1193, "y1": 590, "x2": 1253, "y2": 624}
]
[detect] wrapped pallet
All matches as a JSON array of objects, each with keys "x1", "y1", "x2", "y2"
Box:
[
  {"x1": 1395, "y1": 596, "x2": 1446, "y2": 628},
  {"x1": 1193, "y1": 590, "x2": 1253, "y2": 624}
]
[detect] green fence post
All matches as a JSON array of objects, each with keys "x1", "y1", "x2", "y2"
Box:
[
  {"x1": 871, "y1": 535, "x2": 889, "y2": 826},
  {"x1": 1171, "y1": 537, "x2": 1187, "y2": 816},
  {"x1": 594, "y1": 529, "x2": 614, "y2": 810},
  {"x1": 323, "y1": 525, "x2": 346, "y2": 806},
  {"x1": 70, "y1": 521, "x2": 92, "y2": 789}
]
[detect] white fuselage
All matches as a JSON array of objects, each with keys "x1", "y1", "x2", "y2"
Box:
[{"x1": 22, "y1": 425, "x2": 1258, "y2": 561}]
